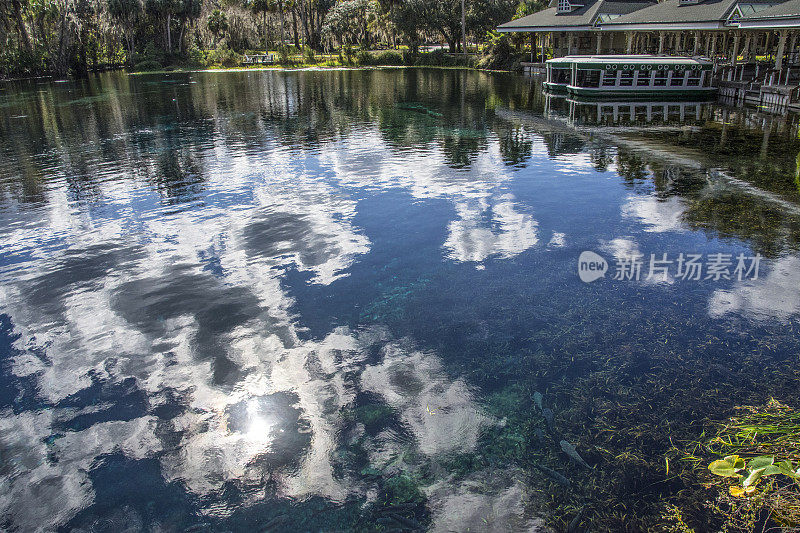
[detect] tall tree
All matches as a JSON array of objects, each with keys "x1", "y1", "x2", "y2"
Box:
[
  {"x1": 246, "y1": 0, "x2": 276, "y2": 49},
  {"x1": 175, "y1": 0, "x2": 199, "y2": 51},
  {"x1": 322, "y1": 0, "x2": 376, "y2": 47},
  {"x1": 108, "y1": 0, "x2": 140, "y2": 62},
  {"x1": 206, "y1": 7, "x2": 225, "y2": 46},
  {"x1": 4, "y1": 0, "x2": 34, "y2": 51},
  {"x1": 145, "y1": 0, "x2": 176, "y2": 52}
]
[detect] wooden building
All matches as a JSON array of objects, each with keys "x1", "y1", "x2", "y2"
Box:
[{"x1": 498, "y1": 0, "x2": 800, "y2": 109}]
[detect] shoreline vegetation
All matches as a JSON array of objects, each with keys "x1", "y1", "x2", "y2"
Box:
[
  {"x1": 0, "y1": 0, "x2": 533, "y2": 81},
  {"x1": 0, "y1": 42, "x2": 525, "y2": 82}
]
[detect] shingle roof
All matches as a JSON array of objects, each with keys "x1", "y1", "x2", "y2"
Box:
[
  {"x1": 739, "y1": 0, "x2": 800, "y2": 18},
  {"x1": 498, "y1": 1, "x2": 602, "y2": 30},
  {"x1": 603, "y1": 0, "x2": 776, "y2": 26},
  {"x1": 597, "y1": 0, "x2": 658, "y2": 15},
  {"x1": 497, "y1": 0, "x2": 655, "y2": 30}
]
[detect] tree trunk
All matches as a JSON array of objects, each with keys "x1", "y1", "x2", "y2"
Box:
[
  {"x1": 75, "y1": 28, "x2": 89, "y2": 78},
  {"x1": 166, "y1": 12, "x2": 172, "y2": 53},
  {"x1": 12, "y1": 0, "x2": 33, "y2": 52},
  {"x1": 291, "y1": 8, "x2": 300, "y2": 47},
  {"x1": 277, "y1": 0, "x2": 285, "y2": 46},
  {"x1": 54, "y1": 10, "x2": 71, "y2": 76},
  {"x1": 263, "y1": 11, "x2": 267, "y2": 50},
  {"x1": 127, "y1": 34, "x2": 135, "y2": 66},
  {"x1": 298, "y1": 1, "x2": 309, "y2": 48}
]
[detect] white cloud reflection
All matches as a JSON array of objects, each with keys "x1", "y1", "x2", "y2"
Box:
[
  {"x1": 0, "y1": 121, "x2": 543, "y2": 531},
  {"x1": 709, "y1": 256, "x2": 800, "y2": 321},
  {"x1": 622, "y1": 195, "x2": 687, "y2": 233},
  {"x1": 317, "y1": 131, "x2": 541, "y2": 264}
]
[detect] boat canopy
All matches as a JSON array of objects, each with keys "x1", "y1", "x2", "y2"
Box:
[{"x1": 546, "y1": 55, "x2": 714, "y2": 71}]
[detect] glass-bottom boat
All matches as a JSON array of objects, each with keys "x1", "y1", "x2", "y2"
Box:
[{"x1": 544, "y1": 55, "x2": 717, "y2": 99}]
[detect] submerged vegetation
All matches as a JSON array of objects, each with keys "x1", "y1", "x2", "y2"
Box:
[{"x1": 676, "y1": 400, "x2": 800, "y2": 531}]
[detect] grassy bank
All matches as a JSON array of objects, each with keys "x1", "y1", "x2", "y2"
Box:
[
  {"x1": 130, "y1": 48, "x2": 482, "y2": 73},
  {"x1": 128, "y1": 36, "x2": 525, "y2": 74}
]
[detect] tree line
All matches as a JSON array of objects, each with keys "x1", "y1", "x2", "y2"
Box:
[{"x1": 0, "y1": 0, "x2": 548, "y2": 78}]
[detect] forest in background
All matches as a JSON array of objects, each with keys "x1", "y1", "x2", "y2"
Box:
[{"x1": 0, "y1": 0, "x2": 547, "y2": 78}]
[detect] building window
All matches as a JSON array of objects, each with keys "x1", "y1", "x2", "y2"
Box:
[
  {"x1": 558, "y1": 0, "x2": 572, "y2": 13},
  {"x1": 679, "y1": 0, "x2": 700, "y2": 5}
]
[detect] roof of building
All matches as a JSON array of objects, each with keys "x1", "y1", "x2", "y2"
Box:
[
  {"x1": 602, "y1": 0, "x2": 779, "y2": 28},
  {"x1": 739, "y1": 0, "x2": 800, "y2": 19},
  {"x1": 497, "y1": 0, "x2": 656, "y2": 31},
  {"x1": 547, "y1": 54, "x2": 713, "y2": 64}
]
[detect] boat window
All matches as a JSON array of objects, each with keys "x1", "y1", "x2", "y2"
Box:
[
  {"x1": 553, "y1": 68, "x2": 571, "y2": 84},
  {"x1": 634, "y1": 105, "x2": 648, "y2": 121},
  {"x1": 650, "y1": 105, "x2": 665, "y2": 120},
  {"x1": 667, "y1": 105, "x2": 681, "y2": 119},
  {"x1": 601, "y1": 70, "x2": 618, "y2": 86},
  {"x1": 653, "y1": 70, "x2": 668, "y2": 87},
  {"x1": 635, "y1": 70, "x2": 650, "y2": 86},
  {"x1": 669, "y1": 70, "x2": 685, "y2": 86},
  {"x1": 686, "y1": 69, "x2": 702, "y2": 86},
  {"x1": 619, "y1": 71, "x2": 634, "y2": 86},
  {"x1": 576, "y1": 70, "x2": 601, "y2": 87}
]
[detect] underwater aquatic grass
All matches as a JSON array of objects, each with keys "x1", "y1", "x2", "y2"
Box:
[{"x1": 671, "y1": 400, "x2": 800, "y2": 531}]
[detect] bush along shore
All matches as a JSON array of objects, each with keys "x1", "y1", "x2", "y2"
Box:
[
  {"x1": 131, "y1": 46, "x2": 480, "y2": 72},
  {"x1": 1, "y1": 22, "x2": 528, "y2": 81},
  {"x1": 0, "y1": 0, "x2": 536, "y2": 82},
  {"x1": 124, "y1": 34, "x2": 524, "y2": 73}
]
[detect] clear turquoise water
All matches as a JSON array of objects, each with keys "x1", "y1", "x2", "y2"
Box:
[{"x1": 1, "y1": 69, "x2": 799, "y2": 531}]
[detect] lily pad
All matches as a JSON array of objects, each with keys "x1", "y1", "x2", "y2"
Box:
[
  {"x1": 729, "y1": 485, "x2": 756, "y2": 497},
  {"x1": 709, "y1": 455, "x2": 746, "y2": 478},
  {"x1": 747, "y1": 456, "x2": 774, "y2": 470},
  {"x1": 742, "y1": 469, "x2": 763, "y2": 488}
]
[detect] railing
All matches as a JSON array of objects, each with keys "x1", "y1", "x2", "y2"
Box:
[{"x1": 242, "y1": 54, "x2": 274, "y2": 65}]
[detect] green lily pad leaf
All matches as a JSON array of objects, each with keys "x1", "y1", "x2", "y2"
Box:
[
  {"x1": 710, "y1": 459, "x2": 742, "y2": 477},
  {"x1": 724, "y1": 455, "x2": 747, "y2": 470},
  {"x1": 747, "y1": 456, "x2": 774, "y2": 470},
  {"x1": 774, "y1": 460, "x2": 800, "y2": 478},
  {"x1": 710, "y1": 455, "x2": 748, "y2": 477},
  {"x1": 742, "y1": 469, "x2": 763, "y2": 488}
]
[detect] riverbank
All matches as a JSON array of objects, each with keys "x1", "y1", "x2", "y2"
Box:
[
  {"x1": 1, "y1": 40, "x2": 522, "y2": 82},
  {"x1": 131, "y1": 48, "x2": 485, "y2": 73}
]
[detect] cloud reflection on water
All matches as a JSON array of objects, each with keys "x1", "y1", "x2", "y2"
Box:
[
  {"x1": 0, "y1": 97, "x2": 536, "y2": 529},
  {"x1": 1, "y1": 69, "x2": 800, "y2": 531}
]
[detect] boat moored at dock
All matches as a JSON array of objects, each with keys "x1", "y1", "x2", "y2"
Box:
[{"x1": 545, "y1": 55, "x2": 717, "y2": 99}]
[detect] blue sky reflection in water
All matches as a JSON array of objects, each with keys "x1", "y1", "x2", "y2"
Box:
[{"x1": 0, "y1": 69, "x2": 800, "y2": 531}]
